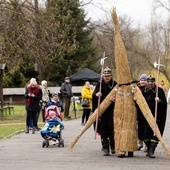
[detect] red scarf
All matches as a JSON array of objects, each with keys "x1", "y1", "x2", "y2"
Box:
[{"x1": 27, "y1": 86, "x2": 40, "y2": 106}]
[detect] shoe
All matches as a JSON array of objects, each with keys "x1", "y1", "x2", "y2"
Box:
[
  {"x1": 118, "y1": 154, "x2": 125, "y2": 158},
  {"x1": 32, "y1": 127, "x2": 35, "y2": 134},
  {"x1": 111, "y1": 149, "x2": 115, "y2": 154},
  {"x1": 81, "y1": 122, "x2": 85, "y2": 126},
  {"x1": 144, "y1": 146, "x2": 147, "y2": 152},
  {"x1": 128, "y1": 152, "x2": 133, "y2": 157},
  {"x1": 35, "y1": 127, "x2": 41, "y2": 131},
  {"x1": 65, "y1": 116, "x2": 72, "y2": 120},
  {"x1": 25, "y1": 127, "x2": 29, "y2": 133},
  {"x1": 103, "y1": 149, "x2": 110, "y2": 156},
  {"x1": 138, "y1": 145, "x2": 143, "y2": 151},
  {"x1": 148, "y1": 153, "x2": 155, "y2": 158}
]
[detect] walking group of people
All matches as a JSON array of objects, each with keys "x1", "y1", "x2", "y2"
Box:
[
  {"x1": 24, "y1": 76, "x2": 73, "y2": 134},
  {"x1": 90, "y1": 67, "x2": 167, "y2": 158},
  {"x1": 24, "y1": 68, "x2": 167, "y2": 159}
]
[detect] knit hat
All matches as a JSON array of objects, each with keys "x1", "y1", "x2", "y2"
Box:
[
  {"x1": 30, "y1": 78, "x2": 37, "y2": 85},
  {"x1": 41, "y1": 80, "x2": 47, "y2": 86},
  {"x1": 102, "y1": 67, "x2": 112, "y2": 76},
  {"x1": 139, "y1": 74, "x2": 147, "y2": 81},
  {"x1": 52, "y1": 92, "x2": 58, "y2": 97},
  {"x1": 147, "y1": 76, "x2": 155, "y2": 84}
]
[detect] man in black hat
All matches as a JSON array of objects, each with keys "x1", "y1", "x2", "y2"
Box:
[
  {"x1": 92, "y1": 67, "x2": 117, "y2": 156},
  {"x1": 60, "y1": 77, "x2": 73, "y2": 120},
  {"x1": 140, "y1": 76, "x2": 167, "y2": 158}
]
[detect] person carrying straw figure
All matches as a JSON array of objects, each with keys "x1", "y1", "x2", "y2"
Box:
[
  {"x1": 68, "y1": 8, "x2": 170, "y2": 158},
  {"x1": 92, "y1": 66, "x2": 117, "y2": 156}
]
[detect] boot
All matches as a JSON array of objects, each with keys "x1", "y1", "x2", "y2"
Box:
[
  {"x1": 144, "y1": 140, "x2": 150, "y2": 157},
  {"x1": 128, "y1": 152, "x2": 134, "y2": 157},
  {"x1": 138, "y1": 140, "x2": 143, "y2": 150},
  {"x1": 102, "y1": 138, "x2": 110, "y2": 156},
  {"x1": 148, "y1": 142, "x2": 157, "y2": 158},
  {"x1": 118, "y1": 152, "x2": 126, "y2": 158},
  {"x1": 25, "y1": 126, "x2": 29, "y2": 133},
  {"x1": 32, "y1": 127, "x2": 35, "y2": 134},
  {"x1": 109, "y1": 135, "x2": 115, "y2": 154}
]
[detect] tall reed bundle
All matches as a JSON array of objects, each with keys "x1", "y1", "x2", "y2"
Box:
[
  {"x1": 112, "y1": 8, "x2": 131, "y2": 84},
  {"x1": 114, "y1": 85, "x2": 138, "y2": 153},
  {"x1": 112, "y1": 8, "x2": 138, "y2": 153}
]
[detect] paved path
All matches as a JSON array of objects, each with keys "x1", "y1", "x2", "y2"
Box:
[{"x1": 0, "y1": 106, "x2": 170, "y2": 170}]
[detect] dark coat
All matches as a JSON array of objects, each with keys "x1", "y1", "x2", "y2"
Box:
[
  {"x1": 92, "y1": 79, "x2": 117, "y2": 139},
  {"x1": 141, "y1": 85, "x2": 167, "y2": 141},
  {"x1": 25, "y1": 86, "x2": 42, "y2": 112},
  {"x1": 60, "y1": 82, "x2": 73, "y2": 98}
]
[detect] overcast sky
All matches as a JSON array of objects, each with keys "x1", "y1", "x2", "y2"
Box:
[
  {"x1": 82, "y1": 0, "x2": 169, "y2": 27},
  {"x1": 40, "y1": 0, "x2": 169, "y2": 27},
  {"x1": 82, "y1": 0, "x2": 153, "y2": 26}
]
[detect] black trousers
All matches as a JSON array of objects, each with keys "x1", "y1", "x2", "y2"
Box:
[
  {"x1": 26, "y1": 110, "x2": 37, "y2": 127},
  {"x1": 63, "y1": 97, "x2": 71, "y2": 117},
  {"x1": 82, "y1": 109, "x2": 91, "y2": 123}
]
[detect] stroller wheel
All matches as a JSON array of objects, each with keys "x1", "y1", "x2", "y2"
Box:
[
  {"x1": 46, "y1": 140, "x2": 49, "y2": 147},
  {"x1": 61, "y1": 140, "x2": 64, "y2": 147},
  {"x1": 42, "y1": 140, "x2": 46, "y2": 148},
  {"x1": 58, "y1": 139, "x2": 64, "y2": 147}
]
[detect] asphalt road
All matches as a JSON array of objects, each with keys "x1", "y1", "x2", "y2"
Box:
[{"x1": 0, "y1": 106, "x2": 170, "y2": 170}]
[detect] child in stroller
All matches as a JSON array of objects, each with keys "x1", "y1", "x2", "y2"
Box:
[{"x1": 41, "y1": 105, "x2": 64, "y2": 148}]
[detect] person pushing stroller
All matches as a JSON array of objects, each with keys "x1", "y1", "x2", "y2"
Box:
[{"x1": 41, "y1": 105, "x2": 64, "y2": 147}]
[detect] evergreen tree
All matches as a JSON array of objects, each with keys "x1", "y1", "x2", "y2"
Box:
[{"x1": 46, "y1": 0, "x2": 98, "y2": 85}]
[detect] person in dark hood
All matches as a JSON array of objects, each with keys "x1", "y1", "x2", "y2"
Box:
[
  {"x1": 141, "y1": 76, "x2": 167, "y2": 158},
  {"x1": 92, "y1": 67, "x2": 117, "y2": 156}
]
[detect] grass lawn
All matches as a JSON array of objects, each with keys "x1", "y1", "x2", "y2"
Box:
[{"x1": 0, "y1": 103, "x2": 83, "y2": 139}]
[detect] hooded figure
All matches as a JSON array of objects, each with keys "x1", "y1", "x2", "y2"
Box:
[{"x1": 140, "y1": 76, "x2": 167, "y2": 158}]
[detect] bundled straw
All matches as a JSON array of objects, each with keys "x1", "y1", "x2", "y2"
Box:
[
  {"x1": 112, "y1": 8, "x2": 131, "y2": 85},
  {"x1": 112, "y1": 8, "x2": 138, "y2": 153},
  {"x1": 135, "y1": 86, "x2": 170, "y2": 156}
]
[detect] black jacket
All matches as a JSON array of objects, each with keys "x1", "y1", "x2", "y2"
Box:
[
  {"x1": 60, "y1": 82, "x2": 73, "y2": 98},
  {"x1": 140, "y1": 85, "x2": 167, "y2": 140}
]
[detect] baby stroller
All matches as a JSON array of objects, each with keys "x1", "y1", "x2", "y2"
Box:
[{"x1": 41, "y1": 105, "x2": 64, "y2": 148}]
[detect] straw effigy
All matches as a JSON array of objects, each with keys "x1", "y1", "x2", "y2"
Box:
[
  {"x1": 68, "y1": 8, "x2": 170, "y2": 156},
  {"x1": 112, "y1": 8, "x2": 138, "y2": 154}
]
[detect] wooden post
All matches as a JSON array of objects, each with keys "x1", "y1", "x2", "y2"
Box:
[{"x1": 0, "y1": 63, "x2": 6, "y2": 121}]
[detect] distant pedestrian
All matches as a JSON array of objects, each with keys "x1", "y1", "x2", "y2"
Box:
[
  {"x1": 41, "y1": 80, "x2": 51, "y2": 122},
  {"x1": 60, "y1": 77, "x2": 73, "y2": 120},
  {"x1": 159, "y1": 80, "x2": 168, "y2": 96},
  {"x1": 81, "y1": 81, "x2": 93, "y2": 125},
  {"x1": 24, "y1": 78, "x2": 42, "y2": 134}
]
